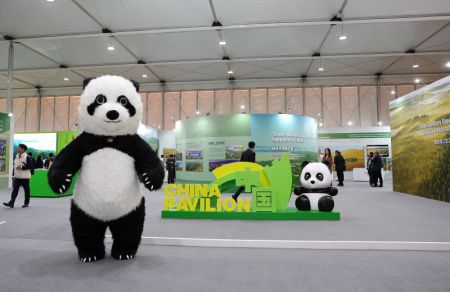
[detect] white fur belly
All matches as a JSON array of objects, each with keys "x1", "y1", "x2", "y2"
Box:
[
  {"x1": 74, "y1": 148, "x2": 142, "y2": 221},
  {"x1": 306, "y1": 193, "x2": 328, "y2": 210}
]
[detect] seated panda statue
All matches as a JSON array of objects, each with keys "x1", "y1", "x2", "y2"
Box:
[
  {"x1": 48, "y1": 75, "x2": 164, "y2": 262},
  {"x1": 293, "y1": 161, "x2": 338, "y2": 212}
]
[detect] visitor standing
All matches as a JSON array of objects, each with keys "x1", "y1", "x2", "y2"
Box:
[
  {"x1": 372, "y1": 152, "x2": 384, "y2": 187},
  {"x1": 367, "y1": 152, "x2": 375, "y2": 187},
  {"x1": 35, "y1": 155, "x2": 44, "y2": 169},
  {"x1": 322, "y1": 148, "x2": 333, "y2": 173},
  {"x1": 3, "y1": 144, "x2": 33, "y2": 208},
  {"x1": 44, "y1": 153, "x2": 54, "y2": 169},
  {"x1": 166, "y1": 155, "x2": 176, "y2": 183},
  {"x1": 334, "y1": 150, "x2": 346, "y2": 186},
  {"x1": 232, "y1": 141, "x2": 256, "y2": 201}
]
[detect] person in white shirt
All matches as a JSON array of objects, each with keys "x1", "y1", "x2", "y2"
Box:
[{"x1": 3, "y1": 144, "x2": 33, "y2": 208}]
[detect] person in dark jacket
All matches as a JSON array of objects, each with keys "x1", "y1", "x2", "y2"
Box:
[
  {"x1": 232, "y1": 141, "x2": 256, "y2": 201},
  {"x1": 334, "y1": 150, "x2": 346, "y2": 186},
  {"x1": 367, "y1": 152, "x2": 375, "y2": 187},
  {"x1": 371, "y1": 152, "x2": 384, "y2": 187},
  {"x1": 166, "y1": 155, "x2": 176, "y2": 183},
  {"x1": 35, "y1": 155, "x2": 44, "y2": 169}
]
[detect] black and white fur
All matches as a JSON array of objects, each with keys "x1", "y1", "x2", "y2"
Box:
[
  {"x1": 48, "y1": 75, "x2": 164, "y2": 262},
  {"x1": 293, "y1": 161, "x2": 338, "y2": 212}
]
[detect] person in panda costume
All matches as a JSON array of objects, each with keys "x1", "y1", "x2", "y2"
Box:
[
  {"x1": 48, "y1": 75, "x2": 164, "y2": 262},
  {"x1": 293, "y1": 161, "x2": 338, "y2": 212}
]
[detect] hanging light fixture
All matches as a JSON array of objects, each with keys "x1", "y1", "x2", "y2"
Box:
[{"x1": 338, "y1": 22, "x2": 348, "y2": 40}]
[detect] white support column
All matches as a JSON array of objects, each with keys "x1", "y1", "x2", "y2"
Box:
[{"x1": 7, "y1": 41, "x2": 14, "y2": 188}]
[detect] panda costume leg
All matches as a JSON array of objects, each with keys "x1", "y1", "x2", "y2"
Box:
[
  {"x1": 70, "y1": 201, "x2": 108, "y2": 262},
  {"x1": 109, "y1": 197, "x2": 146, "y2": 260}
]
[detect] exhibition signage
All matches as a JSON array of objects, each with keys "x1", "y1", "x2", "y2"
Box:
[
  {"x1": 174, "y1": 114, "x2": 317, "y2": 184},
  {"x1": 161, "y1": 154, "x2": 340, "y2": 220}
]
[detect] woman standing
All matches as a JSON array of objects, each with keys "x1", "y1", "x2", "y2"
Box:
[{"x1": 322, "y1": 148, "x2": 334, "y2": 173}]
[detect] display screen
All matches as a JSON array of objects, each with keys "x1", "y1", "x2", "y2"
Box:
[
  {"x1": 366, "y1": 145, "x2": 389, "y2": 157},
  {"x1": 14, "y1": 133, "x2": 57, "y2": 158}
]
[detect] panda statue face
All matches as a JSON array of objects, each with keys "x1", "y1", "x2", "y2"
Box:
[
  {"x1": 300, "y1": 162, "x2": 332, "y2": 189},
  {"x1": 79, "y1": 75, "x2": 143, "y2": 136}
]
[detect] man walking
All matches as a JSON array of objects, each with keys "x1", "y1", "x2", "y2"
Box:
[
  {"x1": 334, "y1": 150, "x2": 346, "y2": 186},
  {"x1": 3, "y1": 144, "x2": 33, "y2": 208},
  {"x1": 232, "y1": 141, "x2": 256, "y2": 201}
]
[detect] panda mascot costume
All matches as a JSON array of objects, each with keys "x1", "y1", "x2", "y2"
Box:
[
  {"x1": 293, "y1": 161, "x2": 338, "y2": 212},
  {"x1": 48, "y1": 75, "x2": 164, "y2": 262}
]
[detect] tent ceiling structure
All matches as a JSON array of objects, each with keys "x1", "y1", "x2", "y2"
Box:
[{"x1": 1, "y1": 0, "x2": 450, "y2": 96}]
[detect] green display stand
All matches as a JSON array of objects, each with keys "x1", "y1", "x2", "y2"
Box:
[
  {"x1": 162, "y1": 208, "x2": 340, "y2": 220},
  {"x1": 30, "y1": 169, "x2": 77, "y2": 198}
]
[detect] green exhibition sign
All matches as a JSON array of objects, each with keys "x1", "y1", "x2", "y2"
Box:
[
  {"x1": 162, "y1": 154, "x2": 340, "y2": 220},
  {"x1": 0, "y1": 113, "x2": 11, "y2": 188},
  {"x1": 390, "y1": 76, "x2": 450, "y2": 202}
]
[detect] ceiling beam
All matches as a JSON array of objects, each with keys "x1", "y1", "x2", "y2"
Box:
[
  {"x1": 2, "y1": 15, "x2": 450, "y2": 43},
  {"x1": 2, "y1": 50, "x2": 449, "y2": 74},
  {"x1": 1, "y1": 72, "x2": 445, "y2": 92}
]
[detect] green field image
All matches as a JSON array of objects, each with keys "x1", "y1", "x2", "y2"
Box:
[
  {"x1": 390, "y1": 83, "x2": 450, "y2": 202},
  {"x1": 257, "y1": 151, "x2": 317, "y2": 187}
]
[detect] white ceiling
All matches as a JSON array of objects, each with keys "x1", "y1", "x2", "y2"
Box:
[{"x1": 0, "y1": 0, "x2": 450, "y2": 96}]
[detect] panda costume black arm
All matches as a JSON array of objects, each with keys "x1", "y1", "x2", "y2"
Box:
[
  {"x1": 48, "y1": 135, "x2": 85, "y2": 194},
  {"x1": 133, "y1": 135, "x2": 165, "y2": 191}
]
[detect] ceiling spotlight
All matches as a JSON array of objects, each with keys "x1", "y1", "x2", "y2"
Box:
[
  {"x1": 412, "y1": 64, "x2": 419, "y2": 68},
  {"x1": 240, "y1": 105, "x2": 245, "y2": 109},
  {"x1": 317, "y1": 113, "x2": 321, "y2": 116},
  {"x1": 318, "y1": 67, "x2": 325, "y2": 71},
  {"x1": 142, "y1": 74, "x2": 148, "y2": 78},
  {"x1": 390, "y1": 90, "x2": 396, "y2": 95},
  {"x1": 347, "y1": 121, "x2": 353, "y2": 126},
  {"x1": 319, "y1": 122, "x2": 323, "y2": 127},
  {"x1": 227, "y1": 70, "x2": 233, "y2": 74},
  {"x1": 107, "y1": 45, "x2": 115, "y2": 51},
  {"x1": 445, "y1": 62, "x2": 450, "y2": 68},
  {"x1": 378, "y1": 121, "x2": 383, "y2": 126},
  {"x1": 414, "y1": 78, "x2": 421, "y2": 83},
  {"x1": 158, "y1": 125, "x2": 161, "y2": 129},
  {"x1": 8, "y1": 113, "x2": 13, "y2": 117},
  {"x1": 45, "y1": 0, "x2": 56, "y2": 2},
  {"x1": 218, "y1": 40, "x2": 227, "y2": 46},
  {"x1": 63, "y1": 77, "x2": 69, "y2": 81},
  {"x1": 196, "y1": 110, "x2": 200, "y2": 115}
]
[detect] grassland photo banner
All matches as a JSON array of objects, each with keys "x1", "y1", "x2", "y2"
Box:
[{"x1": 390, "y1": 75, "x2": 450, "y2": 202}]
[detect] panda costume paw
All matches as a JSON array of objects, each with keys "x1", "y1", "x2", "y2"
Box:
[
  {"x1": 141, "y1": 169, "x2": 164, "y2": 191},
  {"x1": 49, "y1": 75, "x2": 164, "y2": 262},
  {"x1": 48, "y1": 171, "x2": 73, "y2": 194},
  {"x1": 293, "y1": 161, "x2": 338, "y2": 212}
]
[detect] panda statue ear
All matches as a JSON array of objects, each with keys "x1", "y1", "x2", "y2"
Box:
[
  {"x1": 301, "y1": 161, "x2": 310, "y2": 168},
  {"x1": 130, "y1": 80, "x2": 140, "y2": 92},
  {"x1": 83, "y1": 77, "x2": 95, "y2": 90}
]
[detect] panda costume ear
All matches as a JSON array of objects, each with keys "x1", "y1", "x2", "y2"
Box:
[
  {"x1": 301, "y1": 161, "x2": 310, "y2": 168},
  {"x1": 130, "y1": 80, "x2": 140, "y2": 92},
  {"x1": 83, "y1": 77, "x2": 96, "y2": 89}
]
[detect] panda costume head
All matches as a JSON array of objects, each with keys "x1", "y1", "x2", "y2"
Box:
[
  {"x1": 79, "y1": 75, "x2": 142, "y2": 136},
  {"x1": 293, "y1": 161, "x2": 337, "y2": 212},
  {"x1": 300, "y1": 161, "x2": 333, "y2": 189}
]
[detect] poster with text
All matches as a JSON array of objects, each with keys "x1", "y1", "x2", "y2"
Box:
[{"x1": 390, "y1": 76, "x2": 450, "y2": 202}]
